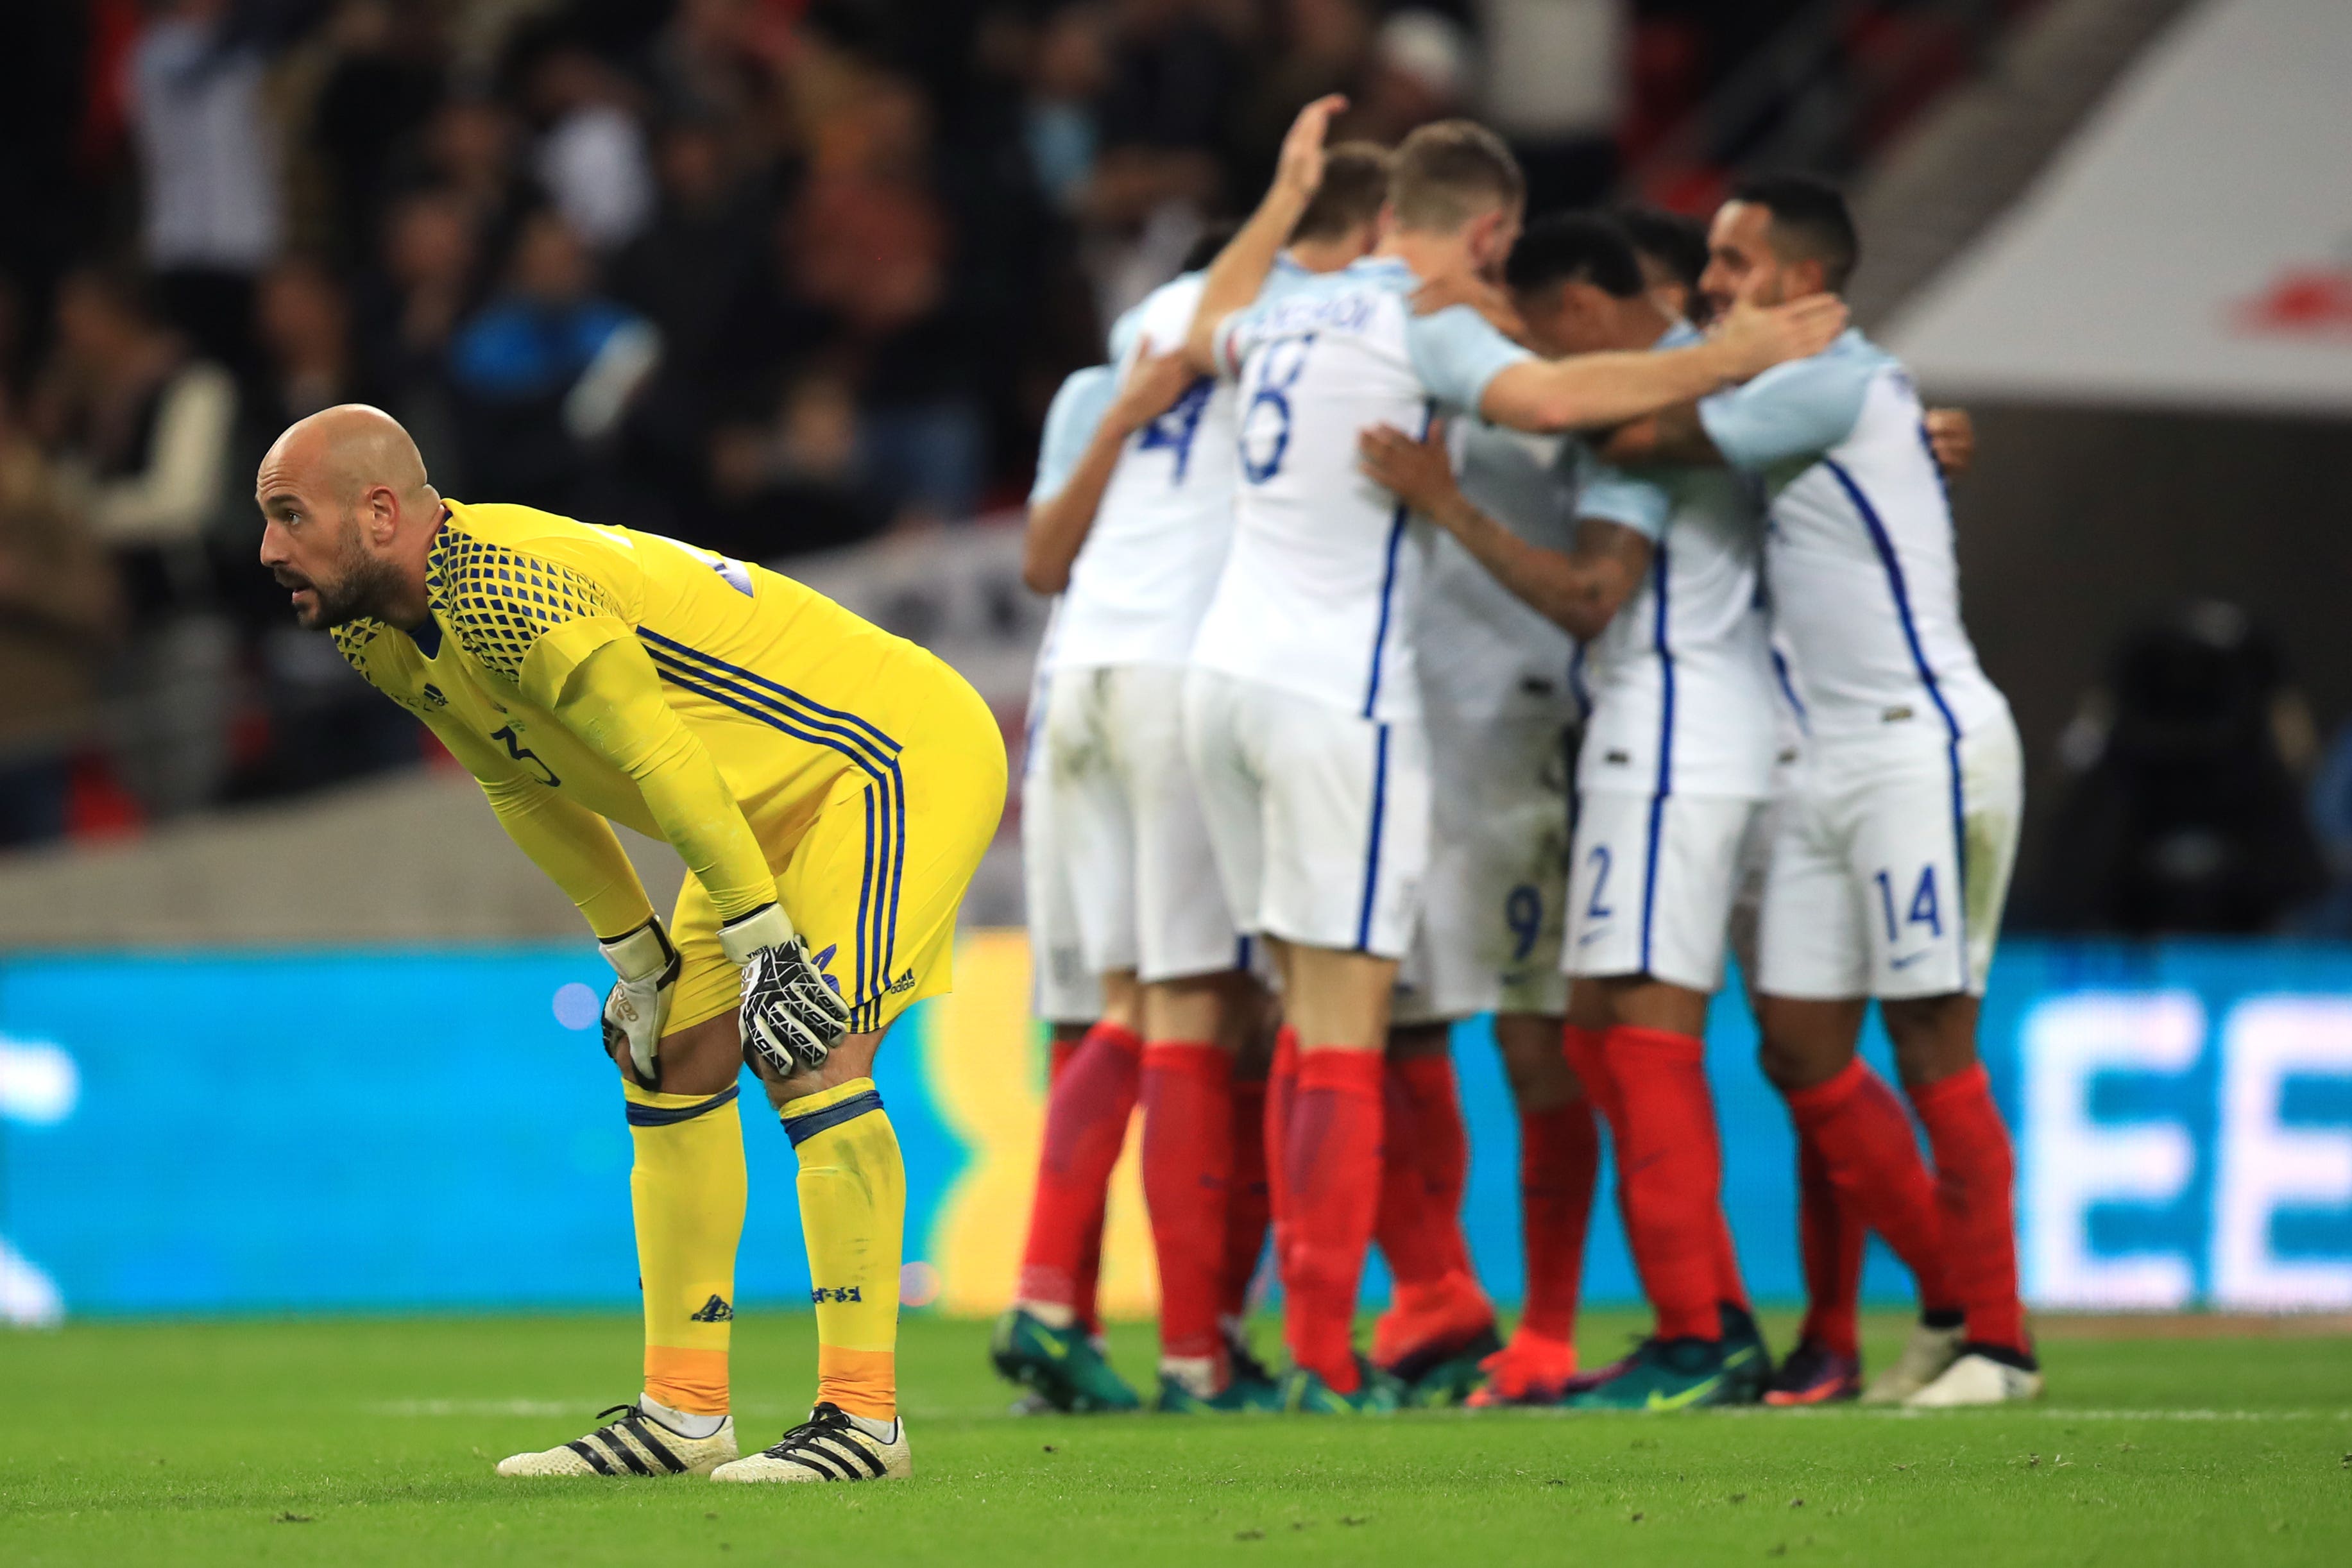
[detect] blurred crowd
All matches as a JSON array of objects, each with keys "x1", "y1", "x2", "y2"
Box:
[
  {"x1": 0, "y1": 0, "x2": 1699, "y2": 844},
  {"x1": 7, "y1": 0, "x2": 2310, "y2": 954}
]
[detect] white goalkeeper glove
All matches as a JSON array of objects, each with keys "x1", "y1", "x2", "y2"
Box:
[
  {"x1": 599, "y1": 916, "x2": 681, "y2": 1082},
  {"x1": 720, "y1": 903, "x2": 851, "y2": 1079}
]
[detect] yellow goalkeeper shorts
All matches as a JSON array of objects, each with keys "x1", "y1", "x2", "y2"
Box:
[{"x1": 665, "y1": 658, "x2": 1007, "y2": 1039}]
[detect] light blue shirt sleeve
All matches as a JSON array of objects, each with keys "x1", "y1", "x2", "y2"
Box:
[
  {"x1": 1404, "y1": 305, "x2": 1535, "y2": 413},
  {"x1": 1697, "y1": 350, "x2": 1877, "y2": 472},
  {"x1": 1030, "y1": 366, "x2": 1119, "y2": 504},
  {"x1": 1574, "y1": 459, "x2": 1671, "y2": 541}
]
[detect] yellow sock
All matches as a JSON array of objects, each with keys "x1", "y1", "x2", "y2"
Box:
[
  {"x1": 781, "y1": 1077, "x2": 905, "y2": 1420},
  {"x1": 625, "y1": 1080, "x2": 747, "y2": 1417}
]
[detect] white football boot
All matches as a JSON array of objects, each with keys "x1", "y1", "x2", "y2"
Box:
[
  {"x1": 1905, "y1": 1351, "x2": 2045, "y2": 1408},
  {"x1": 1861, "y1": 1320, "x2": 1964, "y2": 1405},
  {"x1": 711, "y1": 1402, "x2": 912, "y2": 1483},
  {"x1": 495, "y1": 1401, "x2": 737, "y2": 1477}
]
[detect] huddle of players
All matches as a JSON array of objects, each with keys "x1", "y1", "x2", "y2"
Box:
[{"x1": 997, "y1": 96, "x2": 2039, "y2": 1415}]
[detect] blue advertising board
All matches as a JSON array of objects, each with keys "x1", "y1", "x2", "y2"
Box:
[{"x1": 0, "y1": 935, "x2": 2346, "y2": 1320}]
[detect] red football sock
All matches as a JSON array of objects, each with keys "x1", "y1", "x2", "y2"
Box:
[
  {"x1": 1907, "y1": 1064, "x2": 2028, "y2": 1353},
  {"x1": 1049, "y1": 1034, "x2": 1105, "y2": 1333},
  {"x1": 1517, "y1": 1100, "x2": 1599, "y2": 1343},
  {"x1": 1374, "y1": 1062, "x2": 1455, "y2": 1296},
  {"x1": 1265, "y1": 1027, "x2": 1300, "y2": 1268},
  {"x1": 1283, "y1": 1047, "x2": 1385, "y2": 1392},
  {"x1": 1704, "y1": 1107, "x2": 1752, "y2": 1316},
  {"x1": 1795, "y1": 1132, "x2": 1864, "y2": 1358},
  {"x1": 1141, "y1": 1043, "x2": 1234, "y2": 1363},
  {"x1": 1561, "y1": 1023, "x2": 1622, "y2": 1128},
  {"x1": 1395, "y1": 1053, "x2": 1473, "y2": 1279},
  {"x1": 1785, "y1": 1057, "x2": 1957, "y2": 1317},
  {"x1": 1018, "y1": 1021, "x2": 1143, "y2": 1308},
  {"x1": 1605, "y1": 1024, "x2": 1728, "y2": 1343},
  {"x1": 1223, "y1": 1076, "x2": 1270, "y2": 1320}
]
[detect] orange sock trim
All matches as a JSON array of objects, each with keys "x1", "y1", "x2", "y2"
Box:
[
  {"x1": 816, "y1": 1345, "x2": 898, "y2": 1420},
  {"x1": 644, "y1": 1345, "x2": 729, "y2": 1416}
]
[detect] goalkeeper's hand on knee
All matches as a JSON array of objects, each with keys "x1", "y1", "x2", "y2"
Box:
[
  {"x1": 720, "y1": 903, "x2": 851, "y2": 1079},
  {"x1": 599, "y1": 916, "x2": 681, "y2": 1081}
]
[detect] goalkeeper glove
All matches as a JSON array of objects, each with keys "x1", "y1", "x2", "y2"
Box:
[
  {"x1": 720, "y1": 902, "x2": 851, "y2": 1079},
  {"x1": 599, "y1": 916, "x2": 681, "y2": 1082}
]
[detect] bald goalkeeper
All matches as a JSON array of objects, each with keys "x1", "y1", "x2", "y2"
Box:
[{"x1": 257, "y1": 406, "x2": 1006, "y2": 1483}]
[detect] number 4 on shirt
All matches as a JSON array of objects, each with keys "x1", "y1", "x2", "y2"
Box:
[{"x1": 1135, "y1": 377, "x2": 1213, "y2": 484}]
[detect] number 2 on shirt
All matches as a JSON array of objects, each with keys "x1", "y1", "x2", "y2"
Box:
[{"x1": 1238, "y1": 334, "x2": 1317, "y2": 484}]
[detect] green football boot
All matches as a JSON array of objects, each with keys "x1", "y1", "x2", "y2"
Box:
[
  {"x1": 1563, "y1": 1336, "x2": 1735, "y2": 1411},
  {"x1": 1392, "y1": 1324, "x2": 1504, "y2": 1409},
  {"x1": 1156, "y1": 1369, "x2": 1284, "y2": 1413},
  {"x1": 1279, "y1": 1359, "x2": 1404, "y2": 1415},
  {"x1": 1717, "y1": 1303, "x2": 1774, "y2": 1406},
  {"x1": 989, "y1": 1308, "x2": 1143, "y2": 1413}
]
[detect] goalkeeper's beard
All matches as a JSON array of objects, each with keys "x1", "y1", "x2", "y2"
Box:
[{"x1": 284, "y1": 518, "x2": 407, "y2": 631}]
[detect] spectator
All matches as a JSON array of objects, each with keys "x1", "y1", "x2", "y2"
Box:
[
  {"x1": 309, "y1": 0, "x2": 446, "y2": 267},
  {"x1": 706, "y1": 370, "x2": 886, "y2": 559},
  {"x1": 1480, "y1": 0, "x2": 1623, "y2": 209},
  {"x1": 0, "y1": 389, "x2": 122, "y2": 848},
  {"x1": 787, "y1": 168, "x2": 985, "y2": 526},
  {"x1": 35, "y1": 266, "x2": 237, "y2": 622},
  {"x1": 1082, "y1": 0, "x2": 1248, "y2": 321},
  {"x1": 1350, "y1": 8, "x2": 1474, "y2": 147},
  {"x1": 251, "y1": 255, "x2": 375, "y2": 427},
  {"x1": 526, "y1": 42, "x2": 658, "y2": 253},
  {"x1": 33, "y1": 264, "x2": 239, "y2": 821},
  {"x1": 447, "y1": 209, "x2": 658, "y2": 512},
  {"x1": 348, "y1": 187, "x2": 482, "y2": 495},
  {"x1": 2033, "y1": 602, "x2": 2324, "y2": 935},
  {"x1": 1024, "y1": 3, "x2": 1113, "y2": 214},
  {"x1": 127, "y1": 0, "x2": 284, "y2": 379},
  {"x1": 608, "y1": 116, "x2": 778, "y2": 529}
]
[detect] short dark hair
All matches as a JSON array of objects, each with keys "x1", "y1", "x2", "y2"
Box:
[
  {"x1": 1390, "y1": 119, "x2": 1524, "y2": 234},
  {"x1": 1291, "y1": 142, "x2": 1394, "y2": 244},
  {"x1": 1728, "y1": 174, "x2": 1859, "y2": 293},
  {"x1": 1610, "y1": 203, "x2": 1709, "y2": 296},
  {"x1": 1503, "y1": 214, "x2": 1644, "y2": 300}
]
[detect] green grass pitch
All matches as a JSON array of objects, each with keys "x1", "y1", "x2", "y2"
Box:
[{"x1": 4, "y1": 1311, "x2": 2348, "y2": 1565}]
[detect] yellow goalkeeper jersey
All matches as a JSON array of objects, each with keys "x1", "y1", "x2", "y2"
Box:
[{"x1": 336, "y1": 499, "x2": 1007, "y2": 1035}]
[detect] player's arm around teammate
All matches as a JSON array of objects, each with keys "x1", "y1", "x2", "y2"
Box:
[
  {"x1": 1020, "y1": 347, "x2": 1204, "y2": 595},
  {"x1": 1358, "y1": 418, "x2": 1651, "y2": 641}
]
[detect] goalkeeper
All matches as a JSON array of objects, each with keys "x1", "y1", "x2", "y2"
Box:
[{"x1": 255, "y1": 405, "x2": 1006, "y2": 1485}]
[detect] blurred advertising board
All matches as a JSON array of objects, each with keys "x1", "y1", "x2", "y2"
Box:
[{"x1": 1, "y1": 935, "x2": 2346, "y2": 1322}]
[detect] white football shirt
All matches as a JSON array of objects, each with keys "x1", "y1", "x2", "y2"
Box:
[
  {"x1": 1195, "y1": 256, "x2": 1533, "y2": 721},
  {"x1": 1571, "y1": 323, "x2": 1778, "y2": 800},
  {"x1": 1415, "y1": 419, "x2": 1579, "y2": 721},
  {"x1": 1699, "y1": 329, "x2": 2009, "y2": 744},
  {"x1": 1049, "y1": 260, "x2": 1321, "y2": 674}
]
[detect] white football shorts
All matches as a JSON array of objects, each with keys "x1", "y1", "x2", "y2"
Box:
[
  {"x1": 1757, "y1": 713, "x2": 2023, "y2": 1000},
  {"x1": 1725, "y1": 744, "x2": 1801, "y2": 987},
  {"x1": 1043, "y1": 663, "x2": 1247, "y2": 984},
  {"x1": 1393, "y1": 710, "x2": 1575, "y2": 1025},
  {"x1": 1021, "y1": 690, "x2": 1103, "y2": 1025},
  {"x1": 1183, "y1": 669, "x2": 1431, "y2": 961},
  {"x1": 1563, "y1": 788, "x2": 1762, "y2": 994}
]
